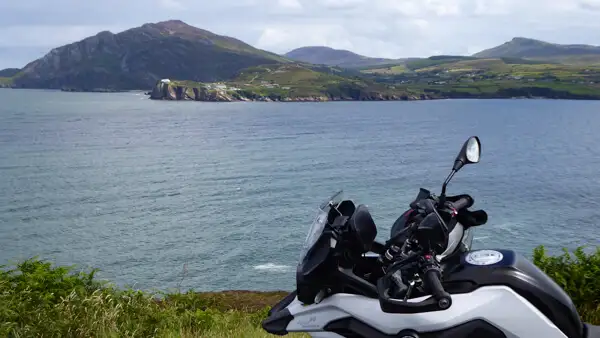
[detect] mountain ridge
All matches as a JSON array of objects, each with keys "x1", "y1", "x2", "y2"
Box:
[
  {"x1": 473, "y1": 37, "x2": 600, "y2": 60},
  {"x1": 10, "y1": 20, "x2": 287, "y2": 90},
  {"x1": 284, "y1": 46, "x2": 405, "y2": 68}
]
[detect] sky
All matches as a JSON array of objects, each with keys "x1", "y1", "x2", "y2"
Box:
[{"x1": 1, "y1": 0, "x2": 600, "y2": 69}]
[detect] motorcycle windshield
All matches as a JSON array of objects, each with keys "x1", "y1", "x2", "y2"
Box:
[{"x1": 298, "y1": 190, "x2": 343, "y2": 261}]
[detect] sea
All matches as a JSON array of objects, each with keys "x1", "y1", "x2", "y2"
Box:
[{"x1": 0, "y1": 89, "x2": 599, "y2": 292}]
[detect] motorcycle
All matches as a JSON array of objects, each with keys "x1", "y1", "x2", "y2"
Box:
[{"x1": 262, "y1": 136, "x2": 600, "y2": 338}]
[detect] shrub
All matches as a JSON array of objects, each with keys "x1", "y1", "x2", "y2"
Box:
[{"x1": 533, "y1": 245, "x2": 600, "y2": 323}]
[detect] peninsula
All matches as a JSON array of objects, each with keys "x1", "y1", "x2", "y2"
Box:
[{"x1": 2, "y1": 20, "x2": 600, "y2": 101}]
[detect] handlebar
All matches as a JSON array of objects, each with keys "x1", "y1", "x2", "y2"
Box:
[
  {"x1": 448, "y1": 195, "x2": 473, "y2": 211},
  {"x1": 422, "y1": 260, "x2": 452, "y2": 309},
  {"x1": 377, "y1": 254, "x2": 452, "y2": 314},
  {"x1": 376, "y1": 192, "x2": 474, "y2": 313}
]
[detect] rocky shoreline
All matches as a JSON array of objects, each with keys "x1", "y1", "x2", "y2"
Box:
[
  {"x1": 148, "y1": 80, "x2": 432, "y2": 102},
  {"x1": 147, "y1": 80, "x2": 600, "y2": 102}
]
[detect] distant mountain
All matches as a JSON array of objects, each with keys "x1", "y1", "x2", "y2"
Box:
[
  {"x1": 473, "y1": 37, "x2": 600, "y2": 59},
  {"x1": 11, "y1": 20, "x2": 287, "y2": 90},
  {"x1": 0, "y1": 68, "x2": 20, "y2": 77},
  {"x1": 284, "y1": 46, "x2": 403, "y2": 68}
]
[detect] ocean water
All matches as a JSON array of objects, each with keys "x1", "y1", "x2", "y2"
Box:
[{"x1": 0, "y1": 89, "x2": 599, "y2": 292}]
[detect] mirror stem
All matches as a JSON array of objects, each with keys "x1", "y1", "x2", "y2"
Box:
[{"x1": 440, "y1": 169, "x2": 456, "y2": 204}]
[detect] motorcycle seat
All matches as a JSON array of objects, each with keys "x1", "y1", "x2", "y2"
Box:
[{"x1": 585, "y1": 323, "x2": 600, "y2": 338}]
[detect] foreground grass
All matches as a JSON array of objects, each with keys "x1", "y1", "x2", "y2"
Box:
[{"x1": 0, "y1": 245, "x2": 598, "y2": 337}]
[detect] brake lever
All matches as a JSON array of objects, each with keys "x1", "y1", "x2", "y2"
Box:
[
  {"x1": 377, "y1": 275, "x2": 448, "y2": 314},
  {"x1": 404, "y1": 280, "x2": 416, "y2": 301}
]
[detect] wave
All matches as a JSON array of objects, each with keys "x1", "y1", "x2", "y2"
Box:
[{"x1": 253, "y1": 263, "x2": 292, "y2": 272}]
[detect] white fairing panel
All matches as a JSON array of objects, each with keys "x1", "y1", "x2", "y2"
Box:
[
  {"x1": 309, "y1": 334, "x2": 345, "y2": 338},
  {"x1": 285, "y1": 286, "x2": 568, "y2": 338}
]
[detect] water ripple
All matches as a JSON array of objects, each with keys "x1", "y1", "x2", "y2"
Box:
[{"x1": 0, "y1": 91, "x2": 599, "y2": 292}]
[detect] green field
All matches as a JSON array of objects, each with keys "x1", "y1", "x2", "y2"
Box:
[
  {"x1": 355, "y1": 56, "x2": 600, "y2": 99},
  {"x1": 361, "y1": 65, "x2": 408, "y2": 74},
  {"x1": 0, "y1": 245, "x2": 598, "y2": 337}
]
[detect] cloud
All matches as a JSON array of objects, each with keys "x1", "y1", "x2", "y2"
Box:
[
  {"x1": 277, "y1": 0, "x2": 303, "y2": 9},
  {"x1": 256, "y1": 24, "x2": 354, "y2": 52},
  {"x1": 158, "y1": 0, "x2": 184, "y2": 10},
  {"x1": 1, "y1": 0, "x2": 600, "y2": 68}
]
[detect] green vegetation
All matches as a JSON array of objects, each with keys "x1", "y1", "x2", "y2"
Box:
[
  {"x1": 153, "y1": 58, "x2": 600, "y2": 101},
  {"x1": 404, "y1": 56, "x2": 479, "y2": 71},
  {"x1": 0, "y1": 246, "x2": 598, "y2": 337},
  {"x1": 533, "y1": 246, "x2": 600, "y2": 324},
  {"x1": 0, "y1": 258, "x2": 307, "y2": 337},
  {"x1": 0, "y1": 77, "x2": 13, "y2": 86},
  {"x1": 154, "y1": 64, "x2": 426, "y2": 101},
  {"x1": 360, "y1": 56, "x2": 600, "y2": 99},
  {"x1": 362, "y1": 65, "x2": 408, "y2": 75}
]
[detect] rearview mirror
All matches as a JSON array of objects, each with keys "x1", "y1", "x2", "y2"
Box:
[
  {"x1": 452, "y1": 136, "x2": 481, "y2": 172},
  {"x1": 440, "y1": 136, "x2": 481, "y2": 198}
]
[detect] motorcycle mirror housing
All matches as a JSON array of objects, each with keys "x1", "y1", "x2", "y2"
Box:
[
  {"x1": 441, "y1": 136, "x2": 481, "y2": 198},
  {"x1": 453, "y1": 136, "x2": 481, "y2": 172}
]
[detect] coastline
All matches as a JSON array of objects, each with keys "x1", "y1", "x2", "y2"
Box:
[
  {"x1": 145, "y1": 80, "x2": 600, "y2": 102},
  {"x1": 2, "y1": 84, "x2": 600, "y2": 101}
]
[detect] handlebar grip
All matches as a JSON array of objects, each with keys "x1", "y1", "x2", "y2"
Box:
[
  {"x1": 451, "y1": 196, "x2": 472, "y2": 211},
  {"x1": 422, "y1": 268, "x2": 452, "y2": 310}
]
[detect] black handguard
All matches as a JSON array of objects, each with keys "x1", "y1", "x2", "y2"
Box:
[{"x1": 448, "y1": 195, "x2": 473, "y2": 211}]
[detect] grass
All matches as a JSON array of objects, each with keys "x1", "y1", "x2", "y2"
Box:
[
  {"x1": 0, "y1": 246, "x2": 598, "y2": 337},
  {"x1": 362, "y1": 65, "x2": 408, "y2": 74}
]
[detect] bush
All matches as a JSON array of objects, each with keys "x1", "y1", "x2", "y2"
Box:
[
  {"x1": 0, "y1": 259, "x2": 305, "y2": 337},
  {"x1": 533, "y1": 245, "x2": 600, "y2": 323},
  {"x1": 0, "y1": 247, "x2": 597, "y2": 337}
]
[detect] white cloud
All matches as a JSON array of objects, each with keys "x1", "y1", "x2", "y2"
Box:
[
  {"x1": 0, "y1": 25, "x2": 123, "y2": 47},
  {"x1": 1, "y1": 0, "x2": 600, "y2": 68},
  {"x1": 277, "y1": 0, "x2": 303, "y2": 9},
  {"x1": 256, "y1": 24, "x2": 354, "y2": 52},
  {"x1": 157, "y1": 0, "x2": 184, "y2": 10}
]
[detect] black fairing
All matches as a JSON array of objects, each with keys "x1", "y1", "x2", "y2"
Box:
[
  {"x1": 296, "y1": 232, "x2": 333, "y2": 304},
  {"x1": 442, "y1": 249, "x2": 584, "y2": 338},
  {"x1": 296, "y1": 200, "x2": 379, "y2": 305}
]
